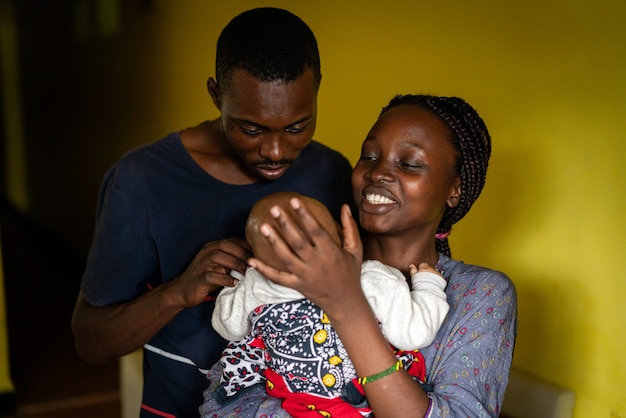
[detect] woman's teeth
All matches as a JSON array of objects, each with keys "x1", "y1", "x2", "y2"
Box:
[{"x1": 365, "y1": 194, "x2": 394, "y2": 204}]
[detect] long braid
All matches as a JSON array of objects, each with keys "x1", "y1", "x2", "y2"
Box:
[{"x1": 380, "y1": 95, "x2": 492, "y2": 257}]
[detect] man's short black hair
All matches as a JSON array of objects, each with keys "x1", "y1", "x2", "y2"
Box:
[{"x1": 216, "y1": 7, "x2": 321, "y2": 92}]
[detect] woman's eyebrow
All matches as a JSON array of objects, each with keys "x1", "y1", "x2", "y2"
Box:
[{"x1": 400, "y1": 140, "x2": 424, "y2": 150}]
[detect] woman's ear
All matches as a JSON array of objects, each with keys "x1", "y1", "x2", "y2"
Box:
[
  {"x1": 447, "y1": 177, "x2": 462, "y2": 208},
  {"x1": 207, "y1": 77, "x2": 221, "y2": 109}
]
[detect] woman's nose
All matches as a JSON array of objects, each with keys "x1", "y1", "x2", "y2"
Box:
[{"x1": 368, "y1": 160, "x2": 395, "y2": 183}]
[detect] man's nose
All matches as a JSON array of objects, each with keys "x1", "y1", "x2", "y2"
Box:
[{"x1": 259, "y1": 134, "x2": 286, "y2": 162}]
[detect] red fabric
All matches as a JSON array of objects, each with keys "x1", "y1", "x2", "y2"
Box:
[
  {"x1": 265, "y1": 368, "x2": 366, "y2": 417},
  {"x1": 249, "y1": 336, "x2": 266, "y2": 349},
  {"x1": 346, "y1": 349, "x2": 427, "y2": 402},
  {"x1": 396, "y1": 349, "x2": 427, "y2": 382},
  {"x1": 264, "y1": 348, "x2": 427, "y2": 417},
  {"x1": 141, "y1": 404, "x2": 176, "y2": 418}
]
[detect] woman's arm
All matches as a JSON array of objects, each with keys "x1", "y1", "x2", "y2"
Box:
[{"x1": 249, "y1": 200, "x2": 431, "y2": 417}]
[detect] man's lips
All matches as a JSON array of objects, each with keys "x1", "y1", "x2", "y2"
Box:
[{"x1": 255, "y1": 162, "x2": 291, "y2": 179}]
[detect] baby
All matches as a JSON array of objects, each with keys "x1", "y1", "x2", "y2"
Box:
[{"x1": 210, "y1": 192, "x2": 448, "y2": 415}]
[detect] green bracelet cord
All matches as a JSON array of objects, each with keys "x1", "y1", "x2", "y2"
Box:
[{"x1": 357, "y1": 360, "x2": 403, "y2": 385}]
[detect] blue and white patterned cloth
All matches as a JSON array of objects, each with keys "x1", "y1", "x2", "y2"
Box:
[{"x1": 199, "y1": 253, "x2": 517, "y2": 418}]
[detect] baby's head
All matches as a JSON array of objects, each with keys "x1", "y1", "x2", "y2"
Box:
[{"x1": 246, "y1": 192, "x2": 342, "y2": 271}]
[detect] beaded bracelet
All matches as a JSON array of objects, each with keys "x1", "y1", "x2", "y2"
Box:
[{"x1": 357, "y1": 360, "x2": 403, "y2": 385}]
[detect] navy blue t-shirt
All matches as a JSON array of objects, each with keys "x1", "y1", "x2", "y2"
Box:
[{"x1": 81, "y1": 132, "x2": 353, "y2": 418}]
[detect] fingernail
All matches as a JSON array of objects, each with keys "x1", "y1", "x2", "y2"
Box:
[{"x1": 270, "y1": 206, "x2": 280, "y2": 218}]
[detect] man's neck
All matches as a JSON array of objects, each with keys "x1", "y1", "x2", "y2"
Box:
[{"x1": 180, "y1": 119, "x2": 260, "y2": 185}]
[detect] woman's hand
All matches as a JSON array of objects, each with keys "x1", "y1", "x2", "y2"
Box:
[
  {"x1": 248, "y1": 201, "x2": 363, "y2": 314},
  {"x1": 249, "y1": 200, "x2": 431, "y2": 416}
]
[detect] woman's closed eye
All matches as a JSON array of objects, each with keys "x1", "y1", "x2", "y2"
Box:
[
  {"x1": 358, "y1": 152, "x2": 379, "y2": 162},
  {"x1": 399, "y1": 160, "x2": 424, "y2": 170}
]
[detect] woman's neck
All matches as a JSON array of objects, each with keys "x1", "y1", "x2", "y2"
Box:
[{"x1": 363, "y1": 234, "x2": 440, "y2": 279}]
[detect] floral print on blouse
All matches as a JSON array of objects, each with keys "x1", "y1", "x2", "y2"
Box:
[{"x1": 423, "y1": 254, "x2": 517, "y2": 417}]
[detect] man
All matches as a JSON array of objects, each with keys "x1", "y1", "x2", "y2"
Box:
[{"x1": 71, "y1": 8, "x2": 353, "y2": 417}]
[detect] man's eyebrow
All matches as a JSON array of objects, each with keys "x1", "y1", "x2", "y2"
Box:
[
  {"x1": 288, "y1": 115, "x2": 313, "y2": 126},
  {"x1": 234, "y1": 115, "x2": 313, "y2": 129},
  {"x1": 233, "y1": 118, "x2": 266, "y2": 129}
]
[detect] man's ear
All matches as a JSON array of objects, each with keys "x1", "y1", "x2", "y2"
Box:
[
  {"x1": 207, "y1": 77, "x2": 221, "y2": 109},
  {"x1": 447, "y1": 177, "x2": 462, "y2": 208}
]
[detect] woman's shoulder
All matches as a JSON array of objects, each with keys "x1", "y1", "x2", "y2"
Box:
[
  {"x1": 436, "y1": 254, "x2": 517, "y2": 336},
  {"x1": 438, "y1": 254, "x2": 515, "y2": 294}
]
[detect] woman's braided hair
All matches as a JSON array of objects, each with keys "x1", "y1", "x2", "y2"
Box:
[{"x1": 380, "y1": 94, "x2": 492, "y2": 257}]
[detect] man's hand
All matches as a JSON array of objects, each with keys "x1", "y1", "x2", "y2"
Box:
[{"x1": 175, "y1": 237, "x2": 252, "y2": 307}]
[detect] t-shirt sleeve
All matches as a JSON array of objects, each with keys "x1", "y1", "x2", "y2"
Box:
[{"x1": 81, "y1": 162, "x2": 158, "y2": 305}]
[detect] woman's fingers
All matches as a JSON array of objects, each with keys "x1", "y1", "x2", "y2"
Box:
[
  {"x1": 268, "y1": 203, "x2": 312, "y2": 257},
  {"x1": 251, "y1": 200, "x2": 364, "y2": 310},
  {"x1": 288, "y1": 197, "x2": 335, "y2": 250},
  {"x1": 340, "y1": 204, "x2": 363, "y2": 259},
  {"x1": 257, "y1": 220, "x2": 305, "y2": 273},
  {"x1": 247, "y1": 256, "x2": 299, "y2": 288}
]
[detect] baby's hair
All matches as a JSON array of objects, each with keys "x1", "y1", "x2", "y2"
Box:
[
  {"x1": 380, "y1": 94, "x2": 492, "y2": 257},
  {"x1": 216, "y1": 7, "x2": 321, "y2": 92}
]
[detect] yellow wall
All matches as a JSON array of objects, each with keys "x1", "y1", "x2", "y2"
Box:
[
  {"x1": 118, "y1": 5, "x2": 626, "y2": 418},
  {"x1": 133, "y1": 2, "x2": 626, "y2": 416},
  {"x1": 3, "y1": 0, "x2": 625, "y2": 416}
]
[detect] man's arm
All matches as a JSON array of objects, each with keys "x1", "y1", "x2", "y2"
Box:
[
  {"x1": 72, "y1": 238, "x2": 251, "y2": 363},
  {"x1": 71, "y1": 285, "x2": 184, "y2": 363}
]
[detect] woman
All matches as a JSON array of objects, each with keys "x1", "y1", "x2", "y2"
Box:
[{"x1": 203, "y1": 94, "x2": 517, "y2": 417}]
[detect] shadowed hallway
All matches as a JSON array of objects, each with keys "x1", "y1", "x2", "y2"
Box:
[{"x1": 0, "y1": 200, "x2": 120, "y2": 417}]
